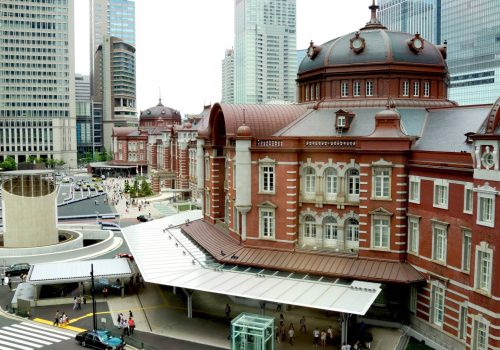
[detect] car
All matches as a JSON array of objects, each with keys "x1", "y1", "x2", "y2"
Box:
[
  {"x1": 75, "y1": 330, "x2": 125, "y2": 350},
  {"x1": 115, "y1": 253, "x2": 134, "y2": 261},
  {"x1": 5, "y1": 263, "x2": 30, "y2": 277},
  {"x1": 97, "y1": 186, "x2": 104, "y2": 192},
  {"x1": 74, "y1": 185, "x2": 81, "y2": 191},
  {"x1": 136, "y1": 214, "x2": 152, "y2": 222}
]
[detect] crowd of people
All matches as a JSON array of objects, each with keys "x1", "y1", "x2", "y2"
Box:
[{"x1": 116, "y1": 310, "x2": 135, "y2": 338}]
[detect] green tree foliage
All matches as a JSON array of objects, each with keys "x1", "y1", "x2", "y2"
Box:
[
  {"x1": 140, "y1": 179, "x2": 153, "y2": 196},
  {"x1": 124, "y1": 180, "x2": 130, "y2": 193},
  {"x1": 128, "y1": 177, "x2": 154, "y2": 198},
  {"x1": 0, "y1": 156, "x2": 17, "y2": 171}
]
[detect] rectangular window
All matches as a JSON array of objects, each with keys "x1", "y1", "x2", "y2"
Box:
[
  {"x1": 403, "y1": 80, "x2": 410, "y2": 96},
  {"x1": 366, "y1": 80, "x2": 374, "y2": 96},
  {"x1": 204, "y1": 157, "x2": 210, "y2": 180},
  {"x1": 315, "y1": 83, "x2": 320, "y2": 99},
  {"x1": 305, "y1": 85, "x2": 309, "y2": 100},
  {"x1": 325, "y1": 172, "x2": 337, "y2": 195},
  {"x1": 477, "y1": 196, "x2": 494, "y2": 226},
  {"x1": 353, "y1": 81, "x2": 361, "y2": 96},
  {"x1": 431, "y1": 283, "x2": 445, "y2": 326},
  {"x1": 413, "y1": 81, "x2": 419, "y2": 96},
  {"x1": 341, "y1": 82, "x2": 349, "y2": 97},
  {"x1": 260, "y1": 209, "x2": 275, "y2": 238},
  {"x1": 205, "y1": 192, "x2": 210, "y2": 215},
  {"x1": 433, "y1": 179, "x2": 449, "y2": 209},
  {"x1": 462, "y1": 230, "x2": 471, "y2": 272},
  {"x1": 432, "y1": 224, "x2": 447, "y2": 263},
  {"x1": 424, "y1": 81, "x2": 430, "y2": 97},
  {"x1": 373, "y1": 168, "x2": 390, "y2": 198},
  {"x1": 473, "y1": 319, "x2": 488, "y2": 350},
  {"x1": 337, "y1": 115, "x2": 346, "y2": 127},
  {"x1": 233, "y1": 206, "x2": 239, "y2": 233},
  {"x1": 409, "y1": 176, "x2": 420, "y2": 203},
  {"x1": 464, "y1": 183, "x2": 473, "y2": 214},
  {"x1": 458, "y1": 305, "x2": 467, "y2": 340},
  {"x1": 408, "y1": 217, "x2": 419, "y2": 254},
  {"x1": 372, "y1": 217, "x2": 390, "y2": 248},
  {"x1": 260, "y1": 165, "x2": 275, "y2": 193},
  {"x1": 476, "y1": 250, "x2": 492, "y2": 292}
]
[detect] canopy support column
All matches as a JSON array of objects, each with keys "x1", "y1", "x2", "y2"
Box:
[
  {"x1": 182, "y1": 288, "x2": 193, "y2": 318},
  {"x1": 259, "y1": 301, "x2": 266, "y2": 316},
  {"x1": 339, "y1": 312, "x2": 352, "y2": 345},
  {"x1": 121, "y1": 279, "x2": 124, "y2": 298}
]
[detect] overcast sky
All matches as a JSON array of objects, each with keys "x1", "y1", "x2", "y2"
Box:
[{"x1": 74, "y1": 1, "x2": 370, "y2": 115}]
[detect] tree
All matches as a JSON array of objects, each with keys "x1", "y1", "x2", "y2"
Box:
[
  {"x1": 0, "y1": 156, "x2": 17, "y2": 171},
  {"x1": 124, "y1": 180, "x2": 130, "y2": 193},
  {"x1": 133, "y1": 177, "x2": 139, "y2": 193},
  {"x1": 140, "y1": 179, "x2": 153, "y2": 196}
]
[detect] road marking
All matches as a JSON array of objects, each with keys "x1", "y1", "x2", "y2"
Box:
[
  {"x1": 0, "y1": 340, "x2": 33, "y2": 350},
  {"x1": 0, "y1": 329, "x2": 51, "y2": 345},
  {"x1": 20, "y1": 322, "x2": 74, "y2": 337},
  {"x1": 10, "y1": 325, "x2": 67, "y2": 341},
  {"x1": 0, "y1": 334, "x2": 39, "y2": 349}
]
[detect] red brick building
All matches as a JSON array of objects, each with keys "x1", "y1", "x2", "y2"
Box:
[{"x1": 179, "y1": 6, "x2": 499, "y2": 350}]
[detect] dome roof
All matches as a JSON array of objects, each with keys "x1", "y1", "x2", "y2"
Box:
[
  {"x1": 237, "y1": 124, "x2": 252, "y2": 137},
  {"x1": 298, "y1": 29, "x2": 446, "y2": 75},
  {"x1": 140, "y1": 99, "x2": 181, "y2": 120}
]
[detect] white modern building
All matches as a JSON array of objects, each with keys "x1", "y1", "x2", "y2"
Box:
[
  {"x1": 234, "y1": 0, "x2": 297, "y2": 104},
  {"x1": 222, "y1": 49, "x2": 235, "y2": 104},
  {"x1": 0, "y1": 0, "x2": 77, "y2": 167}
]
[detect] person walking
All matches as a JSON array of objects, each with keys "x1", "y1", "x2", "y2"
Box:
[
  {"x1": 320, "y1": 329, "x2": 327, "y2": 347},
  {"x1": 73, "y1": 297, "x2": 78, "y2": 310},
  {"x1": 225, "y1": 303, "x2": 231, "y2": 320},
  {"x1": 128, "y1": 318, "x2": 135, "y2": 334},
  {"x1": 313, "y1": 327, "x2": 320, "y2": 348},
  {"x1": 53, "y1": 310, "x2": 60, "y2": 326},
  {"x1": 299, "y1": 315, "x2": 306, "y2": 334},
  {"x1": 288, "y1": 323, "x2": 295, "y2": 345},
  {"x1": 77, "y1": 296, "x2": 82, "y2": 310},
  {"x1": 327, "y1": 326, "x2": 333, "y2": 345}
]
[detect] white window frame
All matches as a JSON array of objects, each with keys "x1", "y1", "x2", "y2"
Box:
[
  {"x1": 366, "y1": 80, "x2": 374, "y2": 96},
  {"x1": 475, "y1": 242, "x2": 493, "y2": 294},
  {"x1": 315, "y1": 83, "x2": 320, "y2": 100},
  {"x1": 423, "y1": 81, "x2": 430, "y2": 97},
  {"x1": 346, "y1": 218, "x2": 359, "y2": 242},
  {"x1": 408, "y1": 216, "x2": 420, "y2": 254},
  {"x1": 204, "y1": 156, "x2": 210, "y2": 180},
  {"x1": 303, "y1": 215, "x2": 316, "y2": 238},
  {"x1": 472, "y1": 316, "x2": 489, "y2": 350},
  {"x1": 433, "y1": 179, "x2": 449, "y2": 209},
  {"x1": 431, "y1": 281, "x2": 445, "y2": 327},
  {"x1": 409, "y1": 176, "x2": 421, "y2": 204},
  {"x1": 323, "y1": 217, "x2": 338, "y2": 240},
  {"x1": 372, "y1": 216, "x2": 390, "y2": 249},
  {"x1": 259, "y1": 163, "x2": 275, "y2": 194},
  {"x1": 413, "y1": 81, "x2": 419, "y2": 96},
  {"x1": 305, "y1": 84, "x2": 309, "y2": 101},
  {"x1": 347, "y1": 168, "x2": 360, "y2": 201},
  {"x1": 337, "y1": 115, "x2": 346, "y2": 127},
  {"x1": 372, "y1": 168, "x2": 391, "y2": 199},
  {"x1": 432, "y1": 221, "x2": 448, "y2": 263},
  {"x1": 464, "y1": 183, "x2": 473, "y2": 214},
  {"x1": 303, "y1": 167, "x2": 316, "y2": 194},
  {"x1": 353, "y1": 81, "x2": 361, "y2": 96},
  {"x1": 259, "y1": 208, "x2": 275, "y2": 239},
  {"x1": 462, "y1": 229, "x2": 471, "y2": 272},
  {"x1": 324, "y1": 167, "x2": 338, "y2": 199},
  {"x1": 403, "y1": 80, "x2": 410, "y2": 96},
  {"x1": 205, "y1": 191, "x2": 210, "y2": 215},
  {"x1": 458, "y1": 305, "x2": 468, "y2": 340},
  {"x1": 341, "y1": 81, "x2": 349, "y2": 97},
  {"x1": 310, "y1": 85, "x2": 315, "y2": 101},
  {"x1": 476, "y1": 190, "x2": 495, "y2": 228}
]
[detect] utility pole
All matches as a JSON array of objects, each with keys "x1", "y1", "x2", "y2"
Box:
[{"x1": 91, "y1": 263, "x2": 97, "y2": 330}]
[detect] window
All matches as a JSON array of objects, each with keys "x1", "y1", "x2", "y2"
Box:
[
  {"x1": 353, "y1": 81, "x2": 361, "y2": 96},
  {"x1": 433, "y1": 179, "x2": 449, "y2": 209},
  {"x1": 408, "y1": 217, "x2": 419, "y2": 254},
  {"x1": 310, "y1": 85, "x2": 314, "y2": 101},
  {"x1": 341, "y1": 81, "x2": 349, "y2": 97},
  {"x1": 424, "y1": 81, "x2": 430, "y2": 97},
  {"x1": 305, "y1": 85, "x2": 309, "y2": 100},
  {"x1": 205, "y1": 191, "x2": 210, "y2": 215},
  {"x1": 323, "y1": 217, "x2": 338, "y2": 240},
  {"x1": 409, "y1": 176, "x2": 420, "y2": 203},
  {"x1": 346, "y1": 218, "x2": 359, "y2": 241},
  {"x1": 315, "y1": 83, "x2": 320, "y2": 100},
  {"x1": 260, "y1": 164, "x2": 275, "y2": 193},
  {"x1": 402, "y1": 80, "x2": 410, "y2": 96},
  {"x1": 337, "y1": 115, "x2": 346, "y2": 127},
  {"x1": 304, "y1": 167, "x2": 316, "y2": 194},
  {"x1": 464, "y1": 183, "x2": 473, "y2": 214},
  {"x1": 432, "y1": 222, "x2": 448, "y2": 263},
  {"x1": 204, "y1": 157, "x2": 210, "y2": 180},
  {"x1": 475, "y1": 244, "x2": 492, "y2": 293},
  {"x1": 260, "y1": 208, "x2": 275, "y2": 239},
  {"x1": 366, "y1": 80, "x2": 373, "y2": 96},
  {"x1": 233, "y1": 161, "x2": 236, "y2": 189},
  {"x1": 373, "y1": 168, "x2": 390, "y2": 198},
  {"x1": 324, "y1": 168, "x2": 338, "y2": 196},
  {"x1": 347, "y1": 168, "x2": 360, "y2": 196},
  {"x1": 233, "y1": 206, "x2": 239, "y2": 233},
  {"x1": 303, "y1": 215, "x2": 316, "y2": 238},
  {"x1": 462, "y1": 230, "x2": 471, "y2": 272},
  {"x1": 431, "y1": 282, "x2": 445, "y2": 326},
  {"x1": 372, "y1": 217, "x2": 390, "y2": 248},
  {"x1": 473, "y1": 318, "x2": 489, "y2": 350},
  {"x1": 477, "y1": 194, "x2": 494, "y2": 227},
  {"x1": 413, "y1": 81, "x2": 419, "y2": 96},
  {"x1": 458, "y1": 305, "x2": 467, "y2": 340}
]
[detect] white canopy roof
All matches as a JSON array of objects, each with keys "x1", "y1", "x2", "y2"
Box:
[{"x1": 122, "y1": 211, "x2": 381, "y2": 316}]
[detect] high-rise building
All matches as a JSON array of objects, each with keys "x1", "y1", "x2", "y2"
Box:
[
  {"x1": 75, "y1": 75, "x2": 93, "y2": 159},
  {"x1": 93, "y1": 36, "x2": 137, "y2": 152},
  {"x1": 0, "y1": 0, "x2": 77, "y2": 167},
  {"x1": 222, "y1": 49, "x2": 235, "y2": 104},
  {"x1": 378, "y1": 0, "x2": 441, "y2": 44},
  {"x1": 442, "y1": 0, "x2": 500, "y2": 105},
  {"x1": 234, "y1": 0, "x2": 297, "y2": 104}
]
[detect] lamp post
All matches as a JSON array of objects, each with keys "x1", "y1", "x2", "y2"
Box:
[{"x1": 90, "y1": 264, "x2": 97, "y2": 330}]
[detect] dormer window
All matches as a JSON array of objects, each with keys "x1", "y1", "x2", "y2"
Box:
[
  {"x1": 335, "y1": 109, "x2": 355, "y2": 130},
  {"x1": 337, "y1": 116, "x2": 346, "y2": 128}
]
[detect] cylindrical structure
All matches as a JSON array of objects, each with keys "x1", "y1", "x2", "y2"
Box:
[{"x1": 1, "y1": 170, "x2": 58, "y2": 247}]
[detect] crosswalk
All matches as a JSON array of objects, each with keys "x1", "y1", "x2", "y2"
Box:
[
  {"x1": 0, "y1": 322, "x2": 74, "y2": 350},
  {"x1": 153, "y1": 203, "x2": 177, "y2": 216}
]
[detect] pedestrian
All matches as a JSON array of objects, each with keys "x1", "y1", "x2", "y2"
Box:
[
  {"x1": 275, "y1": 326, "x2": 280, "y2": 343},
  {"x1": 365, "y1": 332, "x2": 373, "y2": 349},
  {"x1": 321, "y1": 329, "x2": 327, "y2": 347},
  {"x1": 103, "y1": 287, "x2": 108, "y2": 298},
  {"x1": 77, "y1": 296, "x2": 82, "y2": 310},
  {"x1": 279, "y1": 313, "x2": 285, "y2": 327},
  {"x1": 0, "y1": 275, "x2": 3, "y2": 286},
  {"x1": 121, "y1": 318, "x2": 129, "y2": 336},
  {"x1": 353, "y1": 340, "x2": 360, "y2": 350},
  {"x1": 117, "y1": 313, "x2": 122, "y2": 325},
  {"x1": 128, "y1": 318, "x2": 135, "y2": 334},
  {"x1": 129, "y1": 310, "x2": 133, "y2": 319},
  {"x1": 313, "y1": 327, "x2": 320, "y2": 348},
  {"x1": 225, "y1": 303, "x2": 231, "y2": 320},
  {"x1": 8, "y1": 280, "x2": 12, "y2": 291},
  {"x1": 54, "y1": 310, "x2": 60, "y2": 326},
  {"x1": 61, "y1": 312, "x2": 68, "y2": 325},
  {"x1": 300, "y1": 315, "x2": 306, "y2": 334},
  {"x1": 73, "y1": 296, "x2": 78, "y2": 310},
  {"x1": 327, "y1": 325, "x2": 333, "y2": 345},
  {"x1": 288, "y1": 323, "x2": 295, "y2": 345},
  {"x1": 83, "y1": 296, "x2": 87, "y2": 304},
  {"x1": 276, "y1": 303, "x2": 282, "y2": 312}
]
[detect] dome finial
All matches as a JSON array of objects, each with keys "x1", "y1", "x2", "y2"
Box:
[
  {"x1": 360, "y1": 0, "x2": 387, "y2": 30},
  {"x1": 158, "y1": 87, "x2": 163, "y2": 106}
]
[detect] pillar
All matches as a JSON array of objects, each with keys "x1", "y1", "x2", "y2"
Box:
[
  {"x1": 259, "y1": 301, "x2": 266, "y2": 316},
  {"x1": 178, "y1": 140, "x2": 189, "y2": 189},
  {"x1": 182, "y1": 288, "x2": 193, "y2": 318},
  {"x1": 235, "y1": 137, "x2": 252, "y2": 239}
]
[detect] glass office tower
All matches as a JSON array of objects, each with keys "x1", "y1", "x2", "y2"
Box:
[
  {"x1": 234, "y1": 0, "x2": 297, "y2": 104},
  {"x1": 442, "y1": 0, "x2": 500, "y2": 105},
  {"x1": 0, "y1": 0, "x2": 77, "y2": 167},
  {"x1": 222, "y1": 49, "x2": 235, "y2": 104}
]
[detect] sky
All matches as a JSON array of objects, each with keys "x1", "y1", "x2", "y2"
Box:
[{"x1": 74, "y1": 1, "x2": 369, "y2": 115}]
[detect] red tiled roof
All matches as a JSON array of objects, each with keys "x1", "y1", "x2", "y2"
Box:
[{"x1": 182, "y1": 220, "x2": 424, "y2": 284}]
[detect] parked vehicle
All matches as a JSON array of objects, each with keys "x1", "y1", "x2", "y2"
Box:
[
  {"x1": 137, "y1": 214, "x2": 152, "y2": 222},
  {"x1": 5, "y1": 263, "x2": 30, "y2": 277},
  {"x1": 75, "y1": 330, "x2": 125, "y2": 349}
]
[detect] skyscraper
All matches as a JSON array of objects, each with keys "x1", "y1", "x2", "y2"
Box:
[
  {"x1": 75, "y1": 75, "x2": 93, "y2": 159},
  {"x1": 222, "y1": 49, "x2": 235, "y2": 104},
  {"x1": 234, "y1": 0, "x2": 297, "y2": 104},
  {"x1": 442, "y1": 0, "x2": 500, "y2": 105},
  {"x1": 0, "y1": 0, "x2": 76, "y2": 167},
  {"x1": 378, "y1": 0, "x2": 441, "y2": 44}
]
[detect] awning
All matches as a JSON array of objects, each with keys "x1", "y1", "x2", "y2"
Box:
[{"x1": 122, "y1": 211, "x2": 382, "y2": 316}]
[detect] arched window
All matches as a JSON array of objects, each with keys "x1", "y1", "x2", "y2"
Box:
[
  {"x1": 303, "y1": 215, "x2": 316, "y2": 238},
  {"x1": 323, "y1": 217, "x2": 338, "y2": 240},
  {"x1": 346, "y1": 218, "x2": 359, "y2": 242},
  {"x1": 304, "y1": 167, "x2": 316, "y2": 194},
  {"x1": 347, "y1": 168, "x2": 360, "y2": 195},
  {"x1": 324, "y1": 168, "x2": 338, "y2": 196},
  {"x1": 310, "y1": 85, "x2": 315, "y2": 101}
]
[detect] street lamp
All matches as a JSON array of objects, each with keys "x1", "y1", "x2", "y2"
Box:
[{"x1": 90, "y1": 264, "x2": 97, "y2": 330}]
